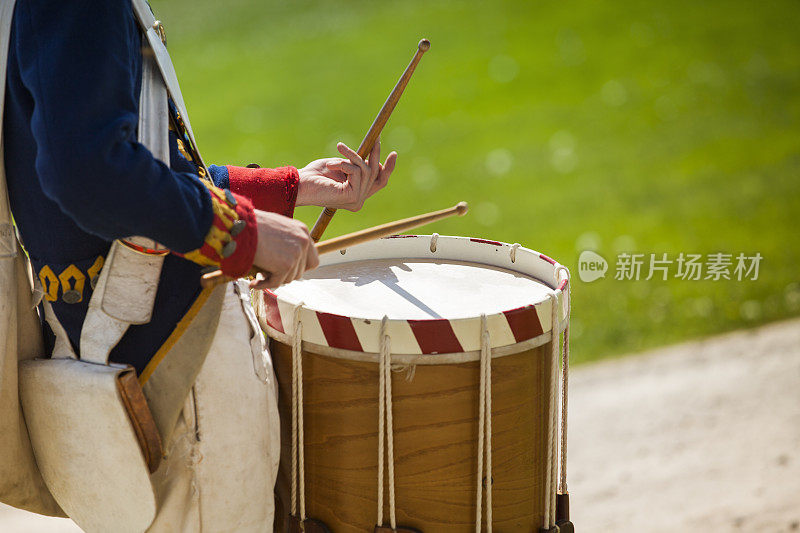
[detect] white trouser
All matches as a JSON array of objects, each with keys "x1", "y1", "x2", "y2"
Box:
[{"x1": 144, "y1": 281, "x2": 280, "y2": 532}]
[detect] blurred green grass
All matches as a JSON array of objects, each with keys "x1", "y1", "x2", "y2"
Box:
[{"x1": 152, "y1": 0, "x2": 800, "y2": 363}]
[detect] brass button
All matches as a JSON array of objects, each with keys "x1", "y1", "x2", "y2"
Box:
[
  {"x1": 176, "y1": 139, "x2": 193, "y2": 161},
  {"x1": 224, "y1": 189, "x2": 237, "y2": 207},
  {"x1": 230, "y1": 219, "x2": 246, "y2": 237},
  {"x1": 62, "y1": 290, "x2": 81, "y2": 304},
  {"x1": 221, "y1": 241, "x2": 237, "y2": 258},
  {"x1": 152, "y1": 20, "x2": 167, "y2": 45}
]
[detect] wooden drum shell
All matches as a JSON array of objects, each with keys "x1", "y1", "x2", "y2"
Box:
[{"x1": 271, "y1": 338, "x2": 555, "y2": 532}]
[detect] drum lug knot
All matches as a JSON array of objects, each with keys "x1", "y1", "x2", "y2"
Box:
[{"x1": 429, "y1": 233, "x2": 439, "y2": 253}]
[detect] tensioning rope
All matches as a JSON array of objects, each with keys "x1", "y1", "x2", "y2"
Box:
[
  {"x1": 555, "y1": 266, "x2": 571, "y2": 497},
  {"x1": 475, "y1": 314, "x2": 493, "y2": 532},
  {"x1": 377, "y1": 316, "x2": 397, "y2": 529},
  {"x1": 543, "y1": 291, "x2": 562, "y2": 529},
  {"x1": 291, "y1": 304, "x2": 307, "y2": 521}
]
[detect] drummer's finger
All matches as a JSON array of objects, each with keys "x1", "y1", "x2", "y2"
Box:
[
  {"x1": 250, "y1": 279, "x2": 271, "y2": 290},
  {"x1": 367, "y1": 139, "x2": 381, "y2": 182},
  {"x1": 326, "y1": 159, "x2": 359, "y2": 177},
  {"x1": 382, "y1": 151, "x2": 397, "y2": 181},
  {"x1": 291, "y1": 250, "x2": 307, "y2": 282},
  {"x1": 270, "y1": 264, "x2": 293, "y2": 289},
  {"x1": 305, "y1": 242, "x2": 320, "y2": 271},
  {"x1": 289, "y1": 226, "x2": 315, "y2": 282},
  {"x1": 369, "y1": 151, "x2": 397, "y2": 195},
  {"x1": 296, "y1": 233, "x2": 320, "y2": 279},
  {"x1": 249, "y1": 272, "x2": 276, "y2": 291},
  {"x1": 337, "y1": 142, "x2": 369, "y2": 175},
  {"x1": 278, "y1": 253, "x2": 301, "y2": 287}
]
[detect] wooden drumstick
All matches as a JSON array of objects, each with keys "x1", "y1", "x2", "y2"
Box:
[
  {"x1": 309, "y1": 38, "x2": 431, "y2": 243},
  {"x1": 200, "y1": 201, "x2": 468, "y2": 289},
  {"x1": 315, "y1": 201, "x2": 466, "y2": 255}
]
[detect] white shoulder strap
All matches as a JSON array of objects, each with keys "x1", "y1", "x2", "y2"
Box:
[
  {"x1": 139, "y1": 53, "x2": 169, "y2": 165},
  {"x1": 0, "y1": 0, "x2": 19, "y2": 256},
  {"x1": 80, "y1": 3, "x2": 184, "y2": 363},
  {"x1": 80, "y1": 32, "x2": 175, "y2": 363},
  {"x1": 131, "y1": 0, "x2": 207, "y2": 170},
  {"x1": 128, "y1": 39, "x2": 170, "y2": 251}
]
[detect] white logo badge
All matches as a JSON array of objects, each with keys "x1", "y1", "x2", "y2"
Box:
[{"x1": 578, "y1": 250, "x2": 607, "y2": 282}]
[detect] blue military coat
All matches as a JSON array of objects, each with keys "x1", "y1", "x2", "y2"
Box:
[{"x1": 4, "y1": 0, "x2": 237, "y2": 373}]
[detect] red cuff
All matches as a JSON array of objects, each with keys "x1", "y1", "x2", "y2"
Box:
[
  {"x1": 227, "y1": 165, "x2": 299, "y2": 218},
  {"x1": 175, "y1": 187, "x2": 258, "y2": 279},
  {"x1": 219, "y1": 194, "x2": 258, "y2": 278}
]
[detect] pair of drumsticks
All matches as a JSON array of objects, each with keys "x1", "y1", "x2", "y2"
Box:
[{"x1": 202, "y1": 38, "x2": 468, "y2": 289}]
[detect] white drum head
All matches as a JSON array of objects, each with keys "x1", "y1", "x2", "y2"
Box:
[
  {"x1": 295, "y1": 259, "x2": 553, "y2": 321},
  {"x1": 257, "y1": 235, "x2": 569, "y2": 357}
]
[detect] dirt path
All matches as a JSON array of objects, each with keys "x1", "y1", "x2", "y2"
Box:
[
  {"x1": 2, "y1": 319, "x2": 799, "y2": 532},
  {"x1": 569, "y1": 318, "x2": 800, "y2": 532}
]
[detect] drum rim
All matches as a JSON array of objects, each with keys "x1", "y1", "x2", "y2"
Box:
[{"x1": 254, "y1": 235, "x2": 570, "y2": 355}]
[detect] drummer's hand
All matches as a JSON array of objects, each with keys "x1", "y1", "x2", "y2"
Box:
[
  {"x1": 296, "y1": 140, "x2": 397, "y2": 211},
  {"x1": 249, "y1": 210, "x2": 319, "y2": 290}
]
